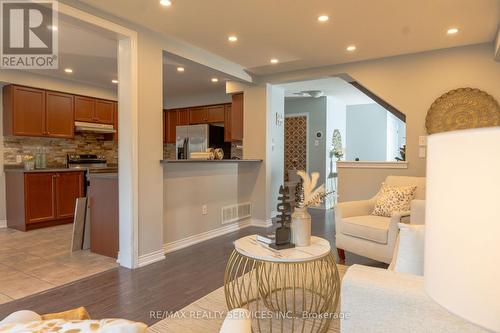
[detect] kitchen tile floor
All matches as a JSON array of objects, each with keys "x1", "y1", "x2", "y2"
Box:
[{"x1": 0, "y1": 224, "x2": 118, "y2": 303}]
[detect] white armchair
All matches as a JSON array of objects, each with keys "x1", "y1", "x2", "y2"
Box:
[
  {"x1": 335, "y1": 176, "x2": 425, "y2": 264},
  {"x1": 340, "y1": 265, "x2": 486, "y2": 333}
]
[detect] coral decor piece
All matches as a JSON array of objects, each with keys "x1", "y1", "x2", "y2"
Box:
[{"x1": 296, "y1": 171, "x2": 327, "y2": 208}]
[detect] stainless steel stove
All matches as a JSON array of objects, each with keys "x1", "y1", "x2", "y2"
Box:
[{"x1": 67, "y1": 154, "x2": 107, "y2": 169}]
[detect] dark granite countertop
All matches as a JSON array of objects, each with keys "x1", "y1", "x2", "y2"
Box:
[
  {"x1": 4, "y1": 166, "x2": 86, "y2": 173},
  {"x1": 161, "y1": 159, "x2": 262, "y2": 164}
]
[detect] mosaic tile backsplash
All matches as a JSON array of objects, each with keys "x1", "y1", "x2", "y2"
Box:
[{"x1": 3, "y1": 133, "x2": 118, "y2": 167}]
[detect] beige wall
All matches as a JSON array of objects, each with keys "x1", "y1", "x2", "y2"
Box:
[
  {"x1": 163, "y1": 163, "x2": 258, "y2": 243},
  {"x1": 259, "y1": 43, "x2": 500, "y2": 201}
]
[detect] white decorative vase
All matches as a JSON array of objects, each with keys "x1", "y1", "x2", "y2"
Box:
[{"x1": 291, "y1": 207, "x2": 311, "y2": 247}]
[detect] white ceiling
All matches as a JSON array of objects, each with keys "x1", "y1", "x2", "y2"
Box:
[
  {"x1": 78, "y1": 0, "x2": 499, "y2": 75},
  {"x1": 163, "y1": 52, "x2": 231, "y2": 101},
  {"x1": 279, "y1": 77, "x2": 375, "y2": 105}
]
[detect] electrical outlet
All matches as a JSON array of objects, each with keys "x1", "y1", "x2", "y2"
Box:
[
  {"x1": 419, "y1": 136, "x2": 427, "y2": 146},
  {"x1": 419, "y1": 147, "x2": 426, "y2": 158},
  {"x1": 16, "y1": 155, "x2": 22, "y2": 164},
  {"x1": 202, "y1": 205, "x2": 208, "y2": 215}
]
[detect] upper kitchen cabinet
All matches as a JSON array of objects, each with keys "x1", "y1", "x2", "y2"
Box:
[
  {"x1": 189, "y1": 107, "x2": 208, "y2": 124},
  {"x1": 45, "y1": 91, "x2": 75, "y2": 139},
  {"x1": 3, "y1": 85, "x2": 46, "y2": 137},
  {"x1": 75, "y1": 96, "x2": 114, "y2": 124},
  {"x1": 113, "y1": 102, "x2": 118, "y2": 142},
  {"x1": 94, "y1": 99, "x2": 114, "y2": 124},
  {"x1": 207, "y1": 105, "x2": 225, "y2": 123},
  {"x1": 225, "y1": 93, "x2": 244, "y2": 141},
  {"x1": 74, "y1": 96, "x2": 95, "y2": 122},
  {"x1": 166, "y1": 110, "x2": 177, "y2": 144},
  {"x1": 177, "y1": 108, "x2": 189, "y2": 125},
  {"x1": 3, "y1": 85, "x2": 74, "y2": 138}
]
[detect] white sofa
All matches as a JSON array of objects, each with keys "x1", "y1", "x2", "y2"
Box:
[
  {"x1": 340, "y1": 265, "x2": 487, "y2": 333},
  {"x1": 335, "y1": 176, "x2": 426, "y2": 264}
]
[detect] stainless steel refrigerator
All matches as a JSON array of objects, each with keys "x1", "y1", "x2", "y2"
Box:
[{"x1": 175, "y1": 124, "x2": 229, "y2": 159}]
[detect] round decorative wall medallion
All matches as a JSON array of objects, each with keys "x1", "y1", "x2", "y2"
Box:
[{"x1": 425, "y1": 88, "x2": 500, "y2": 134}]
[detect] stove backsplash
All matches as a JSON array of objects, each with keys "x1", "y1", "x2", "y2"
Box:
[{"x1": 3, "y1": 133, "x2": 118, "y2": 167}]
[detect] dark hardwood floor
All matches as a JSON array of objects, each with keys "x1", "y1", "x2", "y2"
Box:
[{"x1": 0, "y1": 209, "x2": 383, "y2": 325}]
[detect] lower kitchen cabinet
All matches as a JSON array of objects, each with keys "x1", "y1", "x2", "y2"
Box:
[{"x1": 6, "y1": 171, "x2": 85, "y2": 231}]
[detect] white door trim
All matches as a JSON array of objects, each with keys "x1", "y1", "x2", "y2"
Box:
[
  {"x1": 58, "y1": 3, "x2": 139, "y2": 269},
  {"x1": 285, "y1": 113, "x2": 310, "y2": 174}
]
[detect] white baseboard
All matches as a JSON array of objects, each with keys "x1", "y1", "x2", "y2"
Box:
[
  {"x1": 137, "y1": 249, "x2": 166, "y2": 267},
  {"x1": 0, "y1": 220, "x2": 6, "y2": 228},
  {"x1": 163, "y1": 219, "x2": 252, "y2": 254},
  {"x1": 251, "y1": 218, "x2": 273, "y2": 228}
]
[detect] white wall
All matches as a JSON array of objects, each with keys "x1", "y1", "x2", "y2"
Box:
[
  {"x1": 346, "y1": 104, "x2": 388, "y2": 161},
  {"x1": 267, "y1": 85, "x2": 285, "y2": 216}
]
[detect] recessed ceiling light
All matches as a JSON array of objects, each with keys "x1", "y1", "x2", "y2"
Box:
[
  {"x1": 270, "y1": 58, "x2": 279, "y2": 64},
  {"x1": 112, "y1": 79, "x2": 118, "y2": 84},
  {"x1": 159, "y1": 0, "x2": 172, "y2": 7},
  {"x1": 64, "y1": 68, "x2": 73, "y2": 73},
  {"x1": 47, "y1": 25, "x2": 57, "y2": 31},
  {"x1": 346, "y1": 45, "x2": 357, "y2": 52},
  {"x1": 447, "y1": 28, "x2": 459, "y2": 35},
  {"x1": 211, "y1": 78, "x2": 219, "y2": 83},
  {"x1": 228, "y1": 35, "x2": 238, "y2": 42},
  {"x1": 318, "y1": 15, "x2": 329, "y2": 22},
  {"x1": 177, "y1": 67, "x2": 185, "y2": 72}
]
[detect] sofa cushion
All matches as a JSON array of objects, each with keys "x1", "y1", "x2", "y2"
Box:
[
  {"x1": 341, "y1": 215, "x2": 391, "y2": 244},
  {"x1": 393, "y1": 223, "x2": 425, "y2": 275}
]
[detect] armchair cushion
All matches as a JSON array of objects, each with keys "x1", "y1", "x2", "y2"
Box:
[
  {"x1": 372, "y1": 184, "x2": 417, "y2": 217},
  {"x1": 341, "y1": 215, "x2": 391, "y2": 244}
]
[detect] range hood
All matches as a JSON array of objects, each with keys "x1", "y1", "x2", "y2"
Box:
[{"x1": 75, "y1": 121, "x2": 116, "y2": 134}]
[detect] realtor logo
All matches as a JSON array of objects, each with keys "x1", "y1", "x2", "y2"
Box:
[{"x1": 0, "y1": 0, "x2": 58, "y2": 69}]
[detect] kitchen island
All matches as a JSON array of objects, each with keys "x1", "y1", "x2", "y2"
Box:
[
  {"x1": 162, "y1": 159, "x2": 263, "y2": 253},
  {"x1": 87, "y1": 173, "x2": 119, "y2": 258}
]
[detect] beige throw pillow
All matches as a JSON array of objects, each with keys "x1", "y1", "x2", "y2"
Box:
[{"x1": 372, "y1": 184, "x2": 417, "y2": 217}]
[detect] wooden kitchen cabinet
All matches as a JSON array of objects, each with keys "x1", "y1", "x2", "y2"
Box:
[
  {"x1": 94, "y1": 99, "x2": 114, "y2": 124},
  {"x1": 112, "y1": 101, "x2": 118, "y2": 142},
  {"x1": 6, "y1": 170, "x2": 85, "y2": 231},
  {"x1": 166, "y1": 110, "x2": 177, "y2": 144},
  {"x1": 55, "y1": 172, "x2": 84, "y2": 220},
  {"x1": 189, "y1": 107, "x2": 208, "y2": 124},
  {"x1": 224, "y1": 93, "x2": 244, "y2": 142},
  {"x1": 74, "y1": 96, "x2": 95, "y2": 122},
  {"x1": 3, "y1": 85, "x2": 46, "y2": 137},
  {"x1": 45, "y1": 91, "x2": 74, "y2": 138},
  {"x1": 25, "y1": 173, "x2": 57, "y2": 225},
  {"x1": 177, "y1": 108, "x2": 190, "y2": 125},
  {"x1": 208, "y1": 105, "x2": 225, "y2": 123}
]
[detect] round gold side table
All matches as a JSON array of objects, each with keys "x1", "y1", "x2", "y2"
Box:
[{"x1": 224, "y1": 235, "x2": 341, "y2": 333}]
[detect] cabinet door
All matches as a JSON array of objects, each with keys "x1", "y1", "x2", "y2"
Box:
[
  {"x1": 24, "y1": 173, "x2": 56, "y2": 224},
  {"x1": 189, "y1": 107, "x2": 208, "y2": 124},
  {"x1": 55, "y1": 172, "x2": 84, "y2": 220},
  {"x1": 167, "y1": 110, "x2": 177, "y2": 144},
  {"x1": 177, "y1": 108, "x2": 190, "y2": 125},
  {"x1": 207, "y1": 105, "x2": 225, "y2": 123},
  {"x1": 94, "y1": 99, "x2": 114, "y2": 124},
  {"x1": 74, "y1": 96, "x2": 95, "y2": 122},
  {"x1": 224, "y1": 104, "x2": 232, "y2": 142},
  {"x1": 113, "y1": 102, "x2": 118, "y2": 142},
  {"x1": 12, "y1": 86, "x2": 46, "y2": 137},
  {"x1": 46, "y1": 91, "x2": 74, "y2": 138},
  {"x1": 231, "y1": 93, "x2": 244, "y2": 141}
]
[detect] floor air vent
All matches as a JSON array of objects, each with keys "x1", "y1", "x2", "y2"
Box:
[{"x1": 222, "y1": 203, "x2": 252, "y2": 224}]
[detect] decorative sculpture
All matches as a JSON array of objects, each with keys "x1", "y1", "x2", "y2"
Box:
[{"x1": 270, "y1": 185, "x2": 294, "y2": 250}]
